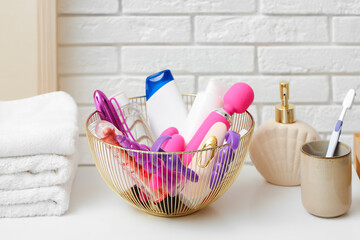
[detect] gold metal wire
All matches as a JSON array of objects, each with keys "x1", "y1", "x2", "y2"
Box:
[{"x1": 85, "y1": 94, "x2": 254, "y2": 217}]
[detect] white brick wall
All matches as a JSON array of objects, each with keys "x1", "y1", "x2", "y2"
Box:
[
  {"x1": 58, "y1": 17, "x2": 191, "y2": 44},
  {"x1": 195, "y1": 16, "x2": 328, "y2": 43},
  {"x1": 121, "y1": 47, "x2": 254, "y2": 73},
  {"x1": 58, "y1": 0, "x2": 360, "y2": 165},
  {"x1": 122, "y1": 0, "x2": 256, "y2": 13},
  {"x1": 58, "y1": 0, "x2": 119, "y2": 14},
  {"x1": 261, "y1": 0, "x2": 360, "y2": 15},
  {"x1": 198, "y1": 76, "x2": 330, "y2": 103},
  {"x1": 333, "y1": 17, "x2": 360, "y2": 43},
  {"x1": 258, "y1": 47, "x2": 360, "y2": 73},
  {"x1": 58, "y1": 47, "x2": 118, "y2": 74}
]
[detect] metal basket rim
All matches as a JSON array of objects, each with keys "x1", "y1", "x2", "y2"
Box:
[{"x1": 85, "y1": 94, "x2": 255, "y2": 155}]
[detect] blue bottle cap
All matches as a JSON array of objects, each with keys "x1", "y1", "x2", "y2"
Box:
[{"x1": 146, "y1": 69, "x2": 174, "y2": 101}]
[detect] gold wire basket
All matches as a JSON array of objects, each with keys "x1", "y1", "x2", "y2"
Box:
[{"x1": 85, "y1": 95, "x2": 254, "y2": 217}]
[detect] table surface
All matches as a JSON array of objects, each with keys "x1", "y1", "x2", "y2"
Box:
[{"x1": 1, "y1": 165, "x2": 359, "y2": 240}]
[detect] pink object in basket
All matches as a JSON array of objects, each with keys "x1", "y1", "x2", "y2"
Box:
[
  {"x1": 99, "y1": 126, "x2": 167, "y2": 203},
  {"x1": 161, "y1": 127, "x2": 179, "y2": 137},
  {"x1": 182, "y1": 82, "x2": 254, "y2": 165},
  {"x1": 180, "y1": 82, "x2": 254, "y2": 205},
  {"x1": 160, "y1": 127, "x2": 185, "y2": 152}
]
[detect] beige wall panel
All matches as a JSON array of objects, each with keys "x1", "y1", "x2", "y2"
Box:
[{"x1": 0, "y1": 0, "x2": 39, "y2": 100}]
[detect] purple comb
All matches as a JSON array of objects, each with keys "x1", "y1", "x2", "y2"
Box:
[
  {"x1": 210, "y1": 130, "x2": 240, "y2": 190},
  {"x1": 151, "y1": 135, "x2": 199, "y2": 182},
  {"x1": 94, "y1": 90, "x2": 136, "y2": 142},
  {"x1": 94, "y1": 90, "x2": 124, "y2": 133}
]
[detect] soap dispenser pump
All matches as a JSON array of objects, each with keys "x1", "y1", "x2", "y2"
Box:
[
  {"x1": 275, "y1": 81, "x2": 295, "y2": 124},
  {"x1": 250, "y1": 81, "x2": 320, "y2": 186}
]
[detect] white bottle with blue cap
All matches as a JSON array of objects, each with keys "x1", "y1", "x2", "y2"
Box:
[{"x1": 146, "y1": 69, "x2": 188, "y2": 138}]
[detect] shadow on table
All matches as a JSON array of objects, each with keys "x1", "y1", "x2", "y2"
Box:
[
  {"x1": 176, "y1": 171, "x2": 287, "y2": 222},
  {"x1": 66, "y1": 167, "x2": 111, "y2": 215}
]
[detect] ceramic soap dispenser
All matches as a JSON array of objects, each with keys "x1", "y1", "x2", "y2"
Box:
[{"x1": 250, "y1": 81, "x2": 320, "y2": 186}]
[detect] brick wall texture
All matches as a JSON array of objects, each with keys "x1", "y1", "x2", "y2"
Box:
[{"x1": 57, "y1": 0, "x2": 360, "y2": 164}]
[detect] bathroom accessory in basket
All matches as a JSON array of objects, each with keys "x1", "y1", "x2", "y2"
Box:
[{"x1": 86, "y1": 95, "x2": 254, "y2": 217}]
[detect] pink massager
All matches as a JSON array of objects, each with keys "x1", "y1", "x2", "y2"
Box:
[
  {"x1": 180, "y1": 82, "x2": 254, "y2": 205},
  {"x1": 183, "y1": 82, "x2": 254, "y2": 165}
]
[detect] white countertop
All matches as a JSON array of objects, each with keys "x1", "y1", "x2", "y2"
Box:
[{"x1": 1, "y1": 165, "x2": 359, "y2": 240}]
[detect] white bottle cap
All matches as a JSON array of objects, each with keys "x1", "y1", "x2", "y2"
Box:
[
  {"x1": 206, "y1": 80, "x2": 219, "y2": 95},
  {"x1": 205, "y1": 80, "x2": 229, "y2": 98}
]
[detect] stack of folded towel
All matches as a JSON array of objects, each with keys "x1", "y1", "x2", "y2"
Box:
[{"x1": 0, "y1": 91, "x2": 78, "y2": 217}]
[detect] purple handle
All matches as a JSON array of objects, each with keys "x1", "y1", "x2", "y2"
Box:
[
  {"x1": 116, "y1": 135, "x2": 160, "y2": 173},
  {"x1": 151, "y1": 135, "x2": 199, "y2": 182},
  {"x1": 115, "y1": 134, "x2": 198, "y2": 182},
  {"x1": 225, "y1": 130, "x2": 240, "y2": 150},
  {"x1": 94, "y1": 90, "x2": 125, "y2": 134},
  {"x1": 210, "y1": 131, "x2": 240, "y2": 189},
  {"x1": 335, "y1": 120, "x2": 343, "y2": 132}
]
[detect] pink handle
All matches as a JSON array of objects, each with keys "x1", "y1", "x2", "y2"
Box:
[{"x1": 182, "y1": 111, "x2": 230, "y2": 165}]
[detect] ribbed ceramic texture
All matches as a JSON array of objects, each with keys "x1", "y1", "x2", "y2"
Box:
[
  {"x1": 250, "y1": 120, "x2": 320, "y2": 186},
  {"x1": 86, "y1": 95, "x2": 254, "y2": 217}
]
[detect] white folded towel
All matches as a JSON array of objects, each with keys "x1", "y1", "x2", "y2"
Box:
[
  {"x1": 0, "y1": 154, "x2": 75, "y2": 190},
  {"x1": 0, "y1": 91, "x2": 78, "y2": 157},
  {"x1": 0, "y1": 91, "x2": 79, "y2": 217},
  {"x1": 0, "y1": 161, "x2": 77, "y2": 218}
]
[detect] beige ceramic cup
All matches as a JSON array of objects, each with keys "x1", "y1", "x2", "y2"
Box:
[{"x1": 301, "y1": 140, "x2": 352, "y2": 218}]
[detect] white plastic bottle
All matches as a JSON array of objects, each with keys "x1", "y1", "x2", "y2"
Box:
[
  {"x1": 182, "y1": 80, "x2": 227, "y2": 144},
  {"x1": 146, "y1": 70, "x2": 188, "y2": 138}
]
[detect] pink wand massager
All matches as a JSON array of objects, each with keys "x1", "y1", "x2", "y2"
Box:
[
  {"x1": 180, "y1": 82, "x2": 254, "y2": 207},
  {"x1": 183, "y1": 82, "x2": 254, "y2": 165}
]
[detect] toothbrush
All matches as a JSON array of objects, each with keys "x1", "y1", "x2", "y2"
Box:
[{"x1": 326, "y1": 89, "x2": 356, "y2": 158}]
